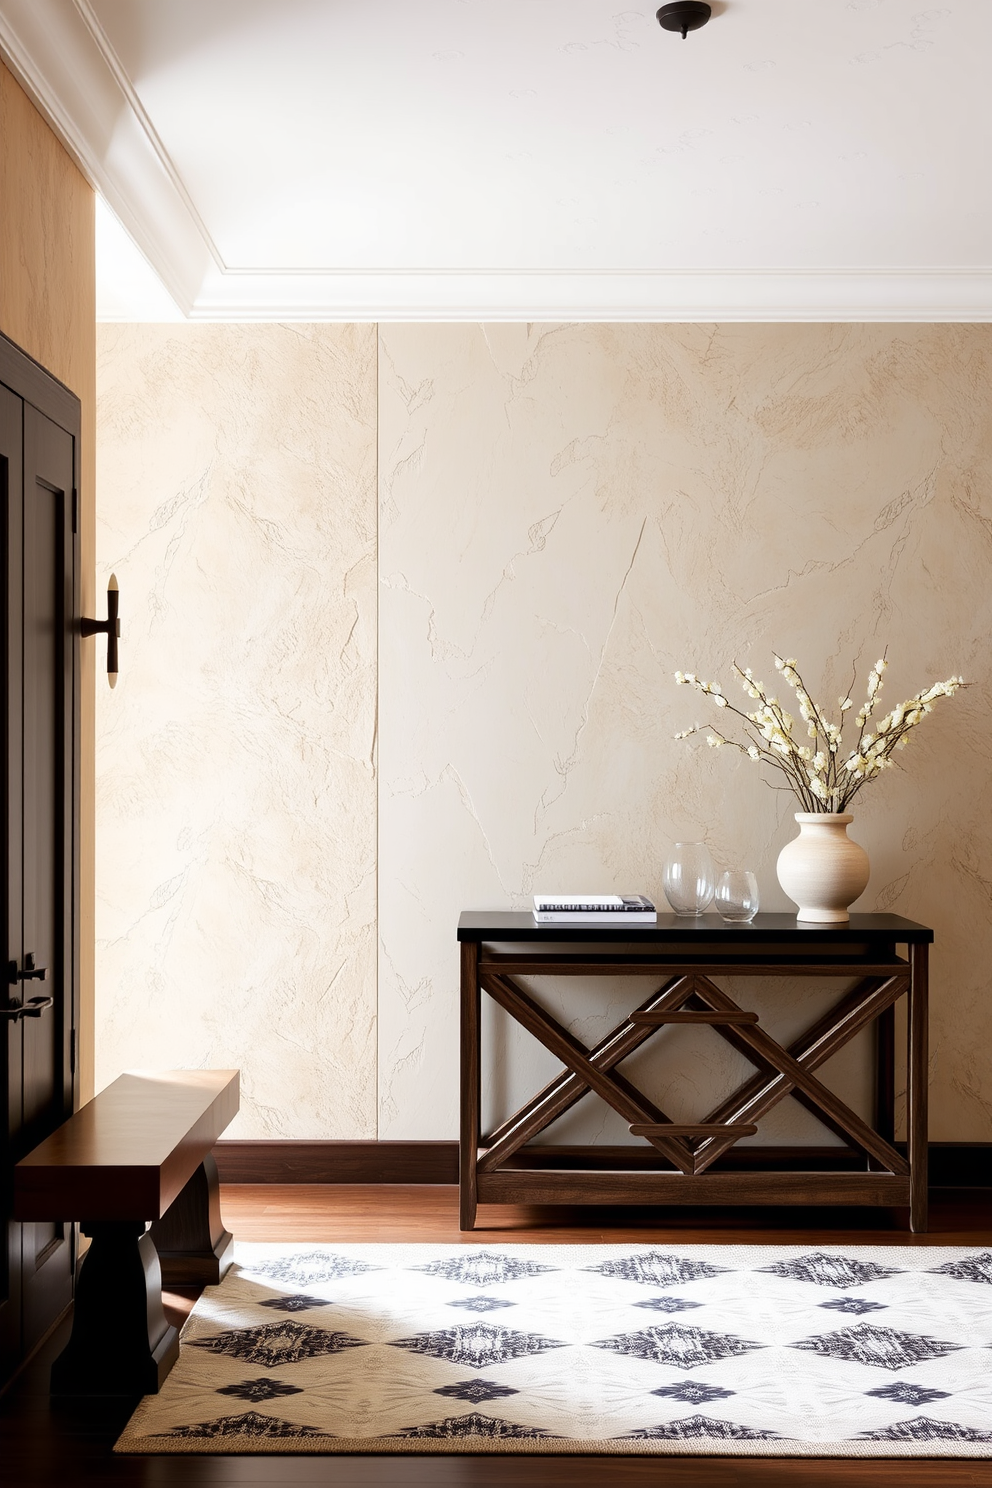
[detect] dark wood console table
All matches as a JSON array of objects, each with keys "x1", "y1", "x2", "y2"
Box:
[{"x1": 458, "y1": 913, "x2": 931, "y2": 1233}]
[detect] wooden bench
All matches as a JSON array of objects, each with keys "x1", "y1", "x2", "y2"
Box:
[{"x1": 14, "y1": 1068, "x2": 239, "y2": 1395}]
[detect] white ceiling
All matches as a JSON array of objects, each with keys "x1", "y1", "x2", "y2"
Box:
[{"x1": 2, "y1": 0, "x2": 992, "y2": 320}]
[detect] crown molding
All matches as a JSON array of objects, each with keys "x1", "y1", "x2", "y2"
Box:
[
  {"x1": 183, "y1": 267, "x2": 992, "y2": 323},
  {"x1": 3, "y1": 0, "x2": 992, "y2": 322},
  {"x1": 0, "y1": 0, "x2": 207, "y2": 314}
]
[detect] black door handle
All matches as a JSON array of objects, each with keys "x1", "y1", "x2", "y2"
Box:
[
  {"x1": 1, "y1": 992, "x2": 52, "y2": 1020},
  {"x1": 20, "y1": 995, "x2": 54, "y2": 1018},
  {"x1": 17, "y1": 953, "x2": 48, "y2": 981}
]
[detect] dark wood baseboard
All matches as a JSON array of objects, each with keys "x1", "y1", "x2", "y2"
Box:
[
  {"x1": 214, "y1": 1140, "x2": 461, "y2": 1185},
  {"x1": 923, "y1": 1142, "x2": 992, "y2": 1189},
  {"x1": 213, "y1": 1139, "x2": 991, "y2": 1189}
]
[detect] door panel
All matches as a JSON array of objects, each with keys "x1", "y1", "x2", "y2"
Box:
[
  {"x1": 0, "y1": 381, "x2": 23, "y2": 1378},
  {"x1": 0, "y1": 349, "x2": 79, "y2": 1382},
  {"x1": 19, "y1": 406, "x2": 74, "y2": 1348}
]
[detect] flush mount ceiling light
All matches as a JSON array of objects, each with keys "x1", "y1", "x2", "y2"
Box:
[{"x1": 656, "y1": 2, "x2": 712, "y2": 40}]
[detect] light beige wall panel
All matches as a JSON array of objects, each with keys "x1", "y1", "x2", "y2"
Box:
[
  {"x1": 378, "y1": 322, "x2": 992, "y2": 1143},
  {"x1": 0, "y1": 60, "x2": 97, "y2": 1102},
  {"x1": 95, "y1": 324, "x2": 377, "y2": 1138}
]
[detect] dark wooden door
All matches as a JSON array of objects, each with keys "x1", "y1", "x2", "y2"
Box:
[
  {"x1": 1, "y1": 338, "x2": 79, "y2": 1383},
  {"x1": 1, "y1": 378, "x2": 23, "y2": 1375}
]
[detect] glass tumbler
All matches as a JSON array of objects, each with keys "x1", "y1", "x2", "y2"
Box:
[
  {"x1": 663, "y1": 842, "x2": 716, "y2": 916},
  {"x1": 715, "y1": 869, "x2": 760, "y2": 923}
]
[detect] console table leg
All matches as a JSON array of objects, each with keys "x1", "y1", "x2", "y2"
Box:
[
  {"x1": 149, "y1": 1153, "x2": 235, "y2": 1286},
  {"x1": 908, "y1": 943, "x2": 929, "y2": 1233},
  {"x1": 460, "y1": 940, "x2": 480, "y2": 1231},
  {"x1": 51, "y1": 1222, "x2": 179, "y2": 1395}
]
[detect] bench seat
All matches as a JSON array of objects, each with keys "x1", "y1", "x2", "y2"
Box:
[{"x1": 14, "y1": 1068, "x2": 239, "y2": 1395}]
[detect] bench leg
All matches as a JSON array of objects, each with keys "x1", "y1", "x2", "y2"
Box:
[
  {"x1": 51, "y1": 1222, "x2": 179, "y2": 1396},
  {"x1": 149, "y1": 1153, "x2": 235, "y2": 1287}
]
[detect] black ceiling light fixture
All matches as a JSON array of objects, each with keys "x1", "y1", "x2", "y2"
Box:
[{"x1": 656, "y1": 2, "x2": 712, "y2": 40}]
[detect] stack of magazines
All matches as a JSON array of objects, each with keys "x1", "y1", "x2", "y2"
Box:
[{"x1": 532, "y1": 895, "x2": 657, "y2": 925}]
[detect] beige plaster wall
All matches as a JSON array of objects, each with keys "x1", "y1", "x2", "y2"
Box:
[
  {"x1": 378, "y1": 323, "x2": 992, "y2": 1144},
  {"x1": 96, "y1": 321, "x2": 992, "y2": 1145},
  {"x1": 95, "y1": 324, "x2": 377, "y2": 1137}
]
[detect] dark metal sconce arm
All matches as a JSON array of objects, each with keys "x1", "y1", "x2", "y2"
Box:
[{"x1": 81, "y1": 574, "x2": 120, "y2": 688}]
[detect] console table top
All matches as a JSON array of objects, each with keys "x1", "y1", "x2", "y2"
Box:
[{"x1": 457, "y1": 910, "x2": 933, "y2": 944}]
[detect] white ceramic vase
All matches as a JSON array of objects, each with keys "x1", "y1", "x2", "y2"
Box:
[{"x1": 776, "y1": 813, "x2": 869, "y2": 925}]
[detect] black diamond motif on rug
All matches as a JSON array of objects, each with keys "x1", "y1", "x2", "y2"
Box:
[
  {"x1": 389, "y1": 1323, "x2": 564, "y2": 1370},
  {"x1": 623, "y1": 1415, "x2": 779, "y2": 1441},
  {"x1": 791, "y1": 1324, "x2": 961, "y2": 1371},
  {"x1": 258, "y1": 1294, "x2": 331, "y2": 1313},
  {"x1": 758, "y1": 1253, "x2": 902, "y2": 1288},
  {"x1": 394, "y1": 1411, "x2": 557, "y2": 1439},
  {"x1": 215, "y1": 1378, "x2": 304, "y2": 1403},
  {"x1": 819, "y1": 1297, "x2": 887, "y2": 1316},
  {"x1": 587, "y1": 1253, "x2": 729, "y2": 1288},
  {"x1": 189, "y1": 1321, "x2": 368, "y2": 1368},
  {"x1": 412, "y1": 1252, "x2": 555, "y2": 1287},
  {"x1": 242, "y1": 1251, "x2": 381, "y2": 1286},
  {"x1": 433, "y1": 1379, "x2": 520, "y2": 1404},
  {"x1": 633, "y1": 1296, "x2": 703, "y2": 1314},
  {"x1": 154, "y1": 1411, "x2": 327, "y2": 1439},
  {"x1": 866, "y1": 1383, "x2": 952, "y2": 1406},
  {"x1": 927, "y1": 1252, "x2": 992, "y2": 1286},
  {"x1": 446, "y1": 1295, "x2": 515, "y2": 1313},
  {"x1": 858, "y1": 1417, "x2": 992, "y2": 1443},
  {"x1": 651, "y1": 1380, "x2": 736, "y2": 1404},
  {"x1": 594, "y1": 1323, "x2": 763, "y2": 1369}
]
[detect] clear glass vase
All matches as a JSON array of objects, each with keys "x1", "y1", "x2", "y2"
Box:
[
  {"x1": 715, "y1": 869, "x2": 760, "y2": 923},
  {"x1": 663, "y1": 842, "x2": 716, "y2": 916}
]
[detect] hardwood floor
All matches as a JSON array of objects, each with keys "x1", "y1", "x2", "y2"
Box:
[{"x1": 2, "y1": 1184, "x2": 990, "y2": 1487}]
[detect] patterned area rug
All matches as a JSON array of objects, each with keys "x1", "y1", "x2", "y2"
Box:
[{"x1": 116, "y1": 1242, "x2": 992, "y2": 1457}]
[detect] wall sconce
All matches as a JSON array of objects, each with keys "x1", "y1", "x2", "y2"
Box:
[{"x1": 81, "y1": 575, "x2": 120, "y2": 688}]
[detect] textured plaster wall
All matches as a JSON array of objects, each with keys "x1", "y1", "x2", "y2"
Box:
[
  {"x1": 97, "y1": 322, "x2": 992, "y2": 1144},
  {"x1": 95, "y1": 324, "x2": 377, "y2": 1137},
  {"x1": 378, "y1": 323, "x2": 992, "y2": 1144}
]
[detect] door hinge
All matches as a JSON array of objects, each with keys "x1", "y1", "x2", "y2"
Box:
[
  {"x1": 72, "y1": 487, "x2": 78, "y2": 534},
  {"x1": 69, "y1": 1033, "x2": 76, "y2": 1076}
]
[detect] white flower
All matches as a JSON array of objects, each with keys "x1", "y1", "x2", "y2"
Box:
[{"x1": 675, "y1": 650, "x2": 964, "y2": 812}]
